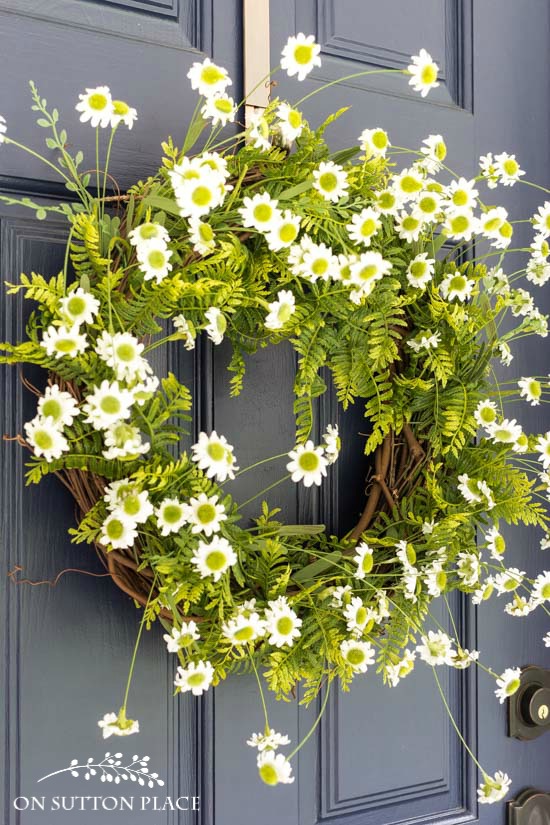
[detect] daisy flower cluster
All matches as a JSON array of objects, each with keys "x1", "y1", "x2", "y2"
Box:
[{"x1": 76, "y1": 85, "x2": 137, "y2": 129}]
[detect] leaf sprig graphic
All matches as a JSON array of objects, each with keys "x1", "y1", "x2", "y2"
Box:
[{"x1": 37, "y1": 753, "x2": 165, "y2": 787}]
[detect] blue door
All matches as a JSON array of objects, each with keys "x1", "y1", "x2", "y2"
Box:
[{"x1": 1, "y1": 2, "x2": 550, "y2": 824}]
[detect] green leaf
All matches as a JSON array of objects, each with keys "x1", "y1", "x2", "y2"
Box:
[
  {"x1": 292, "y1": 551, "x2": 342, "y2": 583},
  {"x1": 182, "y1": 115, "x2": 207, "y2": 154},
  {"x1": 279, "y1": 180, "x2": 313, "y2": 200},
  {"x1": 142, "y1": 195, "x2": 182, "y2": 218}
]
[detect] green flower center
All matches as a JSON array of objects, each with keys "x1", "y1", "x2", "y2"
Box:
[
  {"x1": 298, "y1": 451, "x2": 319, "y2": 472},
  {"x1": 253, "y1": 203, "x2": 273, "y2": 223},
  {"x1": 452, "y1": 190, "x2": 468, "y2": 207},
  {"x1": 293, "y1": 44, "x2": 314, "y2": 65},
  {"x1": 406, "y1": 544, "x2": 416, "y2": 564},
  {"x1": 400, "y1": 175, "x2": 422, "y2": 194},
  {"x1": 418, "y1": 196, "x2": 437, "y2": 213},
  {"x1": 234, "y1": 626, "x2": 254, "y2": 642},
  {"x1": 361, "y1": 554, "x2": 373, "y2": 574},
  {"x1": 480, "y1": 406, "x2": 496, "y2": 424},
  {"x1": 276, "y1": 616, "x2": 294, "y2": 635},
  {"x1": 113, "y1": 100, "x2": 130, "y2": 116},
  {"x1": 402, "y1": 216, "x2": 419, "y2": 232},
  {"x1": 199, "y1": 223, "x2": 214, "y2": 242},
  {"x1": 436, "y1": 570, "x2": 447, "y2": 590},
  {"x1": 503, "y1": 158, "x2": 519, "y2": 176},
  {"x1": 122, "y1": 495, "x2": 141, "y2": 517},
  {"x1": 277, "y1": 304, "x2": 293, "y2": 323},
  {"x1": 357, "y1": 264, "x2": 378, "y2": 281},
  {"x1": 201, "y1": 65, "x2": 226, "y2": 86},
  {"x1": 421, "y1": 64, "x2": 437, "y2": 85},
  {"x1": 355, "y1": 606, "x2": 367, "y2": 625},
  {"x1": 346, "y1": 648, "x2": 365, "y2": 666},
  {"x1": 259, "y1": 763, "x2": 279, "y2": 786},
  {"x1": 112, "y1": 423, "x2": 135, "y2": 445},
  {"x1": 279, "y1": 223, "x2": 298, "y2": 243},
  {"x1": 410, "y1": 261, "x2": 427, "y2": 279},
  {"x1": 484, "y1": 216, "x2": 502, "y2": 232},
  {"x1": 482, "y1": 583, "x2": 494, "y2": 600},
  {"x1": 494, "y1": 535, "x2": 506, "y2": 554},
  {"x1": 499, "y1": 221, "x2": 513, "y2": 239},
  {"x1": 360, "y1": 218, "x2": 377, "y2": 237},
  {"x1": 116, "y1": 343, "x2": 136, "y2": 362},
  {"x1": 192, "y1": 186, "x2": 213, "y2": 207},
  {"x1": 434, "y1": 141, "x2": 446, "y2": 160},
  {"x1": 140, "y1": 224, "x2": 158, "y2": 240},
  {"x1": 41, "y1": 399, "x2": 62, "y2": 422},
  {"x1": 100, "y1": 396, "x2": 121, "y2": 415},
  {"x1": 207, "y1": 442, "x2": 226, "y2": 462},
  {"x1": 504, "y1": 577, "x2": 520, "y2": 591},
  {"x1": 378, "y1": 191, "x2": 395, "y2": 209},
  {"x1": 67, "y1": 295, "x2": 86, "y2": 317},
  {"x1": 311, "y1": 258, "x2": 329, "y2": 276},
  {"x1": 319, "y1": 172, "x2": 337, "y2": 192},
  {"x1": 187, "y1": 672, "x2": 206, "y2": 687},
  {"x1": 493, "y1": 428, "x2": 513, "y2": 442},
  {"x1": 541, "y1": 583, "x2": 550, "y2": 599},
  {"x1": 35, "y1": 430, "x2": 54, "y2": 450},
  {"x1": 55, "y1": 337, "x2": 77, "y2": 353},
  {"x1": 163, "y1": 504, "x2": 183, "y2": 524},
  {"x1": 506, "y1": 678, "x2": 520, "y2": 695},
  {"x1": 372, "y1": 130, "x2": 388, "y2": 149},
  {"x1": 147, "y1": 249, "x2": 166, "y2": 269},
  {"x1": 214, "y1": 98, "x2": 233, "y2": 114},
  {"x1": 197, "y1": 503, "x2": 216, "y2": 524},
  {"x1": 106, "y1": 518, "x2": 124, "y2": 540},
  {"x1": 89, "y1": 93, "x2": 108, "y2": 111},
  {"x1": 450, "y1": 215, "x2": 469, "y2": 233},
  {"x1": 449, "y1": 274, "x2": 467, "y2": 292},
  {"x1": 288, "y1": 109, "x2": 302, "y2": 128},
  {"x1": 206, "y1": 550, "x2": 227, "y2": 571}
]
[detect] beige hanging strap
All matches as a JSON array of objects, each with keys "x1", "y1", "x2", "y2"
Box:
[{"x1": 243, "y1": 0, "x2": 271, "y2": 128}]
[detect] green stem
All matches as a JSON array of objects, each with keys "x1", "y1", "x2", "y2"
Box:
[
  {"x1": 234, "y1": 452, "x2": 289, "y2": 477},
  {"x1": 121, "y1": 577, "x2": 157, "y2": 713},
  {"x1": 287, "y1": 677, "x2": 332, "y2": 760},
  {"x1": 4, "y1": 137, "x2": 75, "y2": 189},
  {"x1": 293, "y1": 68, "x2": 404, "y2": 108},
  {"x1": 249, "y1": 651, "x2": 270, "y2": 734},
  {"x1": 237, "y1": 474, "x2": 291, "y2": 509},
  {"x1": 432, "y1": 666, "x2": 484, "y2": 773}
]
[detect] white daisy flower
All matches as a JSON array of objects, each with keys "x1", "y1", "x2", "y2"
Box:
[
  {"x1": 416, "y1": 630, "x2": 455, "y2": 666},
  {"x1": 532, "y1": 571, "x2": 550, "y2": 602},
  {"x1": 483, "y1": 266, "x2": 510, "y2": 295},
  {"x1": 37, "y1": 384, "x2": 79, "y2": 428},
  {"x1": 532, "y1": 201, "x2": 550, "y2": 237},
  {"x1": 109, "y1": 99, "x2": 137, "y2": 129},
  {"x1": 203, "y1": 306, "x2": 227, "y2": 345},
  {"x1": 312, "y1": 161, "x2": 349, "y2": 203},
  {"x1": 422, "y1": 519, "x2": 436, "y2": 535},
  {"x1": 407, "y1": 49, "x2": 440, "y2": 97},
  {"x1": 393, "y1": 168, "x2": 425, "y2": 202},
  {"x1": 510, "y1": 288, "x2": 534, "y2": 318},
  {"x1": 346, "y1": 207, "x2": 381, "y2": 247},
  {"x1": 396, "y1": 539, "x2": 416, "y2": 569},
  {"x1": 58, "y1": 287, "x2": 100, "y2": 326},
  {"x1": 286, "y1": 440, "x2": 328, "y2": 487},
  {"x1": 137, "y1": 243, "x2": 173, "y2": 283},
  {"x1": 0, "y1": 114, "x2": 6, "y2": 143},
  {"x1": 98, "y1": 711, "x2": 139, "y2": 739},
  {"x1": 530, "y1": 233, "x2": 550, "y2": 262},
  {"x1": 458, "y1": 473, "x2": 482, "y2": 504},
  {"x1": 419, "y1": 134, "x2": 447, "y2": 174},
  {"x1": 102, "y1": 421, "x2": 150, "y2": 460},
  {"x1": 478, "y1": 479, "x2": 496, "y2": 510},
  {"x1": 358, "y1": 127, "x2": 390, "y2": 158},
  {"x1": 276, "y1": 103, "x2": 304, "y2": 143},
  {"x1": 424, "y1": 562, "x2": 447, "y2": 597},
  {"x1": 487, "y1": 417, "x2": 523, "y2": 445},
  {"x1": 187, "y1": 58, "x2": 231, "y2": 97},
  {"x1": 485, "y1": 526, "x2": 506, "y2": 559},
  {"x1": 298, "y1": 242, "x2": 338, "y2": 282},
  {"x1": 535, "y1": 432, "x2": 550, "y2": 469},
  {"x1": 518, "y1": 376, "x2": 542, "y2": 405},
  {"x1": 82, "y1": 380, "x2": 134, "y2": 430},
  {"x1": 191, "y1": 536, "x2": 237, "y2": 582},
  {"x1": 264, "y1": 596, "x2": 302, "y2": 647},
  {"x1": 439, "y1": 271, "x2": 475, "y2": 302},
  {"x1": 498, "y1": 341, "x2": 514, "y2": 366},
  {"x1": 494, "y1": 152, "x2": 524, "y2": 186},
  {"x1": 96, "y1": 331, "x2": 151, "y2": 382},
  {"x1": 494, "y1": 568, "x2": 525, "y2": 596},
  {"x1": 75, "y1": 86, "x2": 114, "y2": 128},
  {"x1": 504, "y1": 595, "x2": 534, "y2": 617},
  {"x1": 395, "y1": 211, "x2": 424, "y2": 243},
  {"x1": 104, "y1": 481, "x2": 152, "y2": 521},
  {"x1": 128, "y1": 222, "x2": 170, "y2": 248},
  {"x1": 349, "y1": 251, "x2": 392, "y2": 298},
  {"x1": 247, "y1": 729, "x2": 290, "y2": 752},
  {"x1": 477, "y1": 771, "x2": 512, "y2": 805},
  {"x1": 407, "y1": 330, "x2": 441, "y2": 352},
  {"x1": 374, "y1": 187, "x2": 402, "y2": 215},
  {"x1": 340, "y1": 639, "x2": 375, "y2": 673},
  {"x1": 442, "y1": 209, "x2": 479, "y2": 241},
  {"x1": 280, "y1": 32, "x2": 321, "y2": 81},
  {"x1": 174, "y1": 170, "x2": 227, "y2": 218},
  {"x1": 173, "y1": 313, "x2": 196, "y2": 351},
  {"x1": 343, "y1": 596, "x2": 373, "y2": 635},
  {"x1": 330, "y1": 585, "x2": 352, "y2": 607},
  {"x1": 544, "y1": 631, "x2": 550, "y2": 646},
  {"x1": 479, "y1": 153, "x2": 499, "y2": 189},
  {"x1": 406, "y1": 253, "x2": 435, "y2": 289},
  {"x1": 163, "y1": 621, "x2": 200, "y2": 653},
  {"x1": 222, "y1": 611, "x2": 266, "y2": 645},
  {"x1": 479, "y1": 206, "x2": 507, "y2": 238},
  {"x1": 265, "y1": 210, "x2": 301, "y2": 251},
  {"x1": 247, "y1": 112, "x2": 271, "y2": 152},
  {"x1": 474, "y1": 399, "x2": 498, "y2": 430},
  {"x1": 155, "y1": 497, "x2": 187, "y2": 536},
  {"x1": 495, "y1": 667, "x2": 522, "y2": 704},
  {"x1": 403, "y1": 569, "x2": 419, "y2": 602},
  {"x1": 40, "y1": 324, "x2": 88, "y2": 359},
  {"x1": 191, "y1": 431, "x2": 238, "y2": 482},
  {"x1": 413, "y1": 189, "x2": 443, "y2": 222},
  {"x1": 322, "y1": 423, "x2": 340, "y2": 464},
  {"x1": 471, "y1": 577, "x2": 495, "y2": 605},
  {"x1": 257, "y1": 751, "x2": 294, "y2": 786},
  {"x1": 287, "y1": 234, "x2": 315, "y2": 270},
  {"x1": 24, "y1": 416, "x2": 69, "y2": 461},
  {"x1": 189, "y1": 218, "x2": 216, "y2": 255},
  {"x1": 526, "y1": 308, "x2": 548, "y2": 337},
  {"x1": 174, "y1": 660, "x2": 214, "y2": 696},
  {"x1": 353, "y1": 542, "x2": 374, "y2": 580},
  {"x1": 199, "y1": 151, "x2": 230, "y2": 180},
  {"x1": 239, "y1": 191, "x2": 282, "y2": 233},
  {"x1": 265, "y1": 289, "x2": 296, "y2": 330},
  {"x1": 201, "y1": 92, "x2": 236, "y2": 126},
  {"x1": 99, "y1": 514, "x2": 138, "y2": 550},
  {"x1": 445, "y1": 177, "x2": 478, "y2": 210},
  {"x1": 450, "y1": 648, "x2": 480, "y2": 669},
  {"x1": 184, "y1": 492, "x2": 227, "y2": 537},
  {"x1": 386, "y1": 649, "x2": 416, "y2": 686},
  {"x1": 456, "y1": 552, "x2": 480, "y2": 587}
]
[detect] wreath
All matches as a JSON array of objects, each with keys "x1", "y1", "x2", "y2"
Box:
[{"x1": 1, "y1": 37, "x2": 550, "y2": 802}]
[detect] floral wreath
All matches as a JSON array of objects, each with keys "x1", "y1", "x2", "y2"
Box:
[{"x1": 1, "y1": 36, "x2": 550, "y2": 803}]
